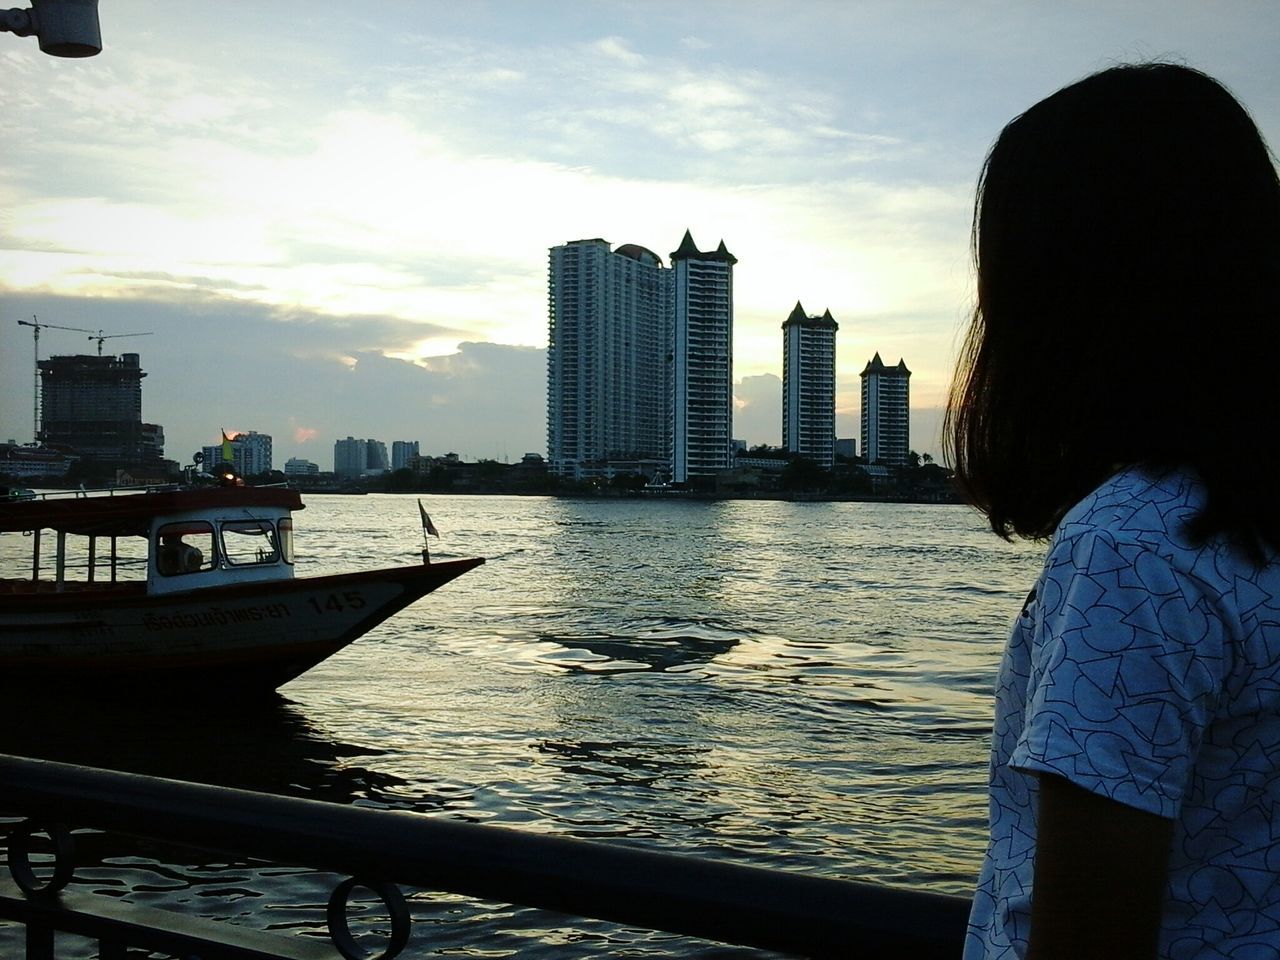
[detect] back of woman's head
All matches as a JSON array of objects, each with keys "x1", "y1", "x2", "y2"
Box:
[{"x1": 947, "y1": 62, "x2": 1280, "y2": 548}]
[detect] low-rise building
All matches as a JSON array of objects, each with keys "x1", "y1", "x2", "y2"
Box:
[{"x1": 284, "y1": 457, "x2": 320, "y2": 476}]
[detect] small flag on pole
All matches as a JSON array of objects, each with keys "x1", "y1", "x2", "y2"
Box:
[
  {"x1": 418, "y1": 499, "x2": 439, "y2": 565},
  {"x1": 221, "y1": 429, "x2": 234, "y2": 463},
  {"x1": 418, "y1": 499, "x2": 440, "y2": 538}
]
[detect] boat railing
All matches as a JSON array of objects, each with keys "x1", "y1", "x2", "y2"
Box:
[
  {"x1": 0, "y1": 753, "x2": 970, "y2": 959},
  {"x1": 17, "y1": 480, "x2": 295, "y2": 503},
  {"x1": 13, "y1": 485, "x2": 169, "y2": 502}
]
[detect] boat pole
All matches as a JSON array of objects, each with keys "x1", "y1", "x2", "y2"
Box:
[
  {"x1": 31, "y1": 528, "x2": 40, "y2": 583},
  {"x1": 87, "y1": 536, "x2": 96, "y2": 583},
  {"x1": 55, "y1": 530, "x2": 66, "y2": 590}
]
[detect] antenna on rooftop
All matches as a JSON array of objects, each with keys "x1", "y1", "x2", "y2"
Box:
[
  {"x1": 16, "y1": 315, "x2": 94, "y2": 444},
  {"x1": 89, "y1": 329, "x2": 153, "y2": 356}
]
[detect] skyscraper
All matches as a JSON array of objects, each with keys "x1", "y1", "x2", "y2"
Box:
[
  {"x1": 670, "y1": 230, "x2": 736, "y2": 484},
  {"x1": 38, "y1": 352, "x2": 165, "y2": 469},
  {"x1": 782, "y1": 302, "x2": 838, "y2": 469},
  {"x1": 860, "y1": 353, "x2": 911, "y2": 465},
  {"x1": 546, "y1": 238, "x2": 671, "y2": 479}
]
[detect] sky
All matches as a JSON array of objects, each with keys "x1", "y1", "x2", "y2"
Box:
[{"x1": 3, "y1": 2, "x2": 1279, "y2": 467}]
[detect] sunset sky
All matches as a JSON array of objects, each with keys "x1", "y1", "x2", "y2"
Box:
[{"x1": 3, "y1": 2, "x2": 1278, "y2": 465}]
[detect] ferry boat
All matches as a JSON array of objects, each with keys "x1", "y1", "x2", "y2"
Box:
[
  {"x1": 0, "y1": 442, "x2": 78, "y2": 481},
  {"x1": 0, "y1": 484, "x2": 483, "y2": 696}
]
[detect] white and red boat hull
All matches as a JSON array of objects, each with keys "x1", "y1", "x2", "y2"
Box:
[{"x1": 0, "y1": 557, "x2": 483, "y2": 695}]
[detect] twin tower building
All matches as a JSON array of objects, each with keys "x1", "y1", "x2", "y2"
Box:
[
  {"x1": 546, "y1": 231, "x2": 911, "y2": 483},
  {"x1": 547, "y1": 231, "x2": 735, "y2": 484}
]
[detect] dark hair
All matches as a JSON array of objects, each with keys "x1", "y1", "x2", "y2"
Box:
[{"x1": 945, "y1": 62, "x2": 1280, "y2": 552}]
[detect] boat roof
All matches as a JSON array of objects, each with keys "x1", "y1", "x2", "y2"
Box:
[{"x1": 0, "y1": 487, "x2": 304, "y2": 537}]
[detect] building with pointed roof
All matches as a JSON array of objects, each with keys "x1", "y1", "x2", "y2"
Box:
[
  {"x1": 782, "y1": 302, "x2": 838, "y2": 469},
  {"x1": 670, "y1": 230, "x2": 736, "y2": 483},
  {"x1": 860, "y1": 352, "x2": 911, "y2": 465}
]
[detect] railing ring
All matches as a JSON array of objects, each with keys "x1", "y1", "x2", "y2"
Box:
[
  {"x1": 326, "y1": 876, "x2": 411, "y2": 960},
  {"x1": 8, "y1": 820, "x2": 76, "y2": 896}
]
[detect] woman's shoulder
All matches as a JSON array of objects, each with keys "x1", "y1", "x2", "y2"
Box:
[
  {"x1": 1058, "y1": 464, "x2": 1204, "y2": 545},
  {"x1": 1050, "y1": 464, "x2": 1262, "y2": 589}
]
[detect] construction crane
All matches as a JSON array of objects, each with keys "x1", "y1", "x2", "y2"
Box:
[
  {"x1": 16, "y1": 316, "x2": 94, "y2": 444},
  {"x1": 88, "y1": 329, "x2": 153, "y2": 356}
]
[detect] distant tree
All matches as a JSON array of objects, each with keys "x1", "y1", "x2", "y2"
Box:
[
  {"x1": 906, "y1": 450, "x2": 922, "y2": 469},
  {"x1": 922, "y1": 452, "x2": 934, "y2": 465},
  {"x1": 830, "y1": 464, "x2": 872, "y2": 495},
  {"x1": 779, "y1": 457, "x2": 829, "y2": 492},
  {"x1": 384, "y1": 467, "x2": 415, "y2": 492},
  {"x1": 609, "y1": 473, "x2": 647, "y2": 492},
  {"x1": 424, "y1": 465, "x2": 454, "y2": 491}
]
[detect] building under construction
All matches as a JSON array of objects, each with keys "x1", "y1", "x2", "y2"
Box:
[{"x1": 38, "y1": 353, "x2": 167, "y2": 474}]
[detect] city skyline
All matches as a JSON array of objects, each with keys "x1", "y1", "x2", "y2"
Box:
[{"x1": 3, "y1": 3, "x2": 1278, "y2": 464}]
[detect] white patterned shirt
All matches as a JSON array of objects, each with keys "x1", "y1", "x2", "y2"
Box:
[{"x1": 966, "y1": 466, "x2": 1280, "y2": 959}]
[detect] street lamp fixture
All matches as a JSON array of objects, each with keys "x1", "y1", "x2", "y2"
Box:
[{"x1": 1, "y1": 0, "x2": 100, "y2": 57}]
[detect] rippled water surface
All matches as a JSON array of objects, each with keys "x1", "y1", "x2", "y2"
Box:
[{"x1": 0, "y1": 494, "x2": 1045, "y2": 956}]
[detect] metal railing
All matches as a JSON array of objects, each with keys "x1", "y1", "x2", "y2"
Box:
[{"x1": 0, "y1": 753, "x2": 971, "y2": 958}]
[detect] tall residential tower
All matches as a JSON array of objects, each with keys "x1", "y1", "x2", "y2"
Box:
[
  {"x1": 333, "y1": 437, "x2": 368, "y2": 479},
  {"x1": 546, "y1": 238, "x2": 671, "y2": 479},
  {"x1": 860, "y1": 353, "x2": 911, "y2": 465},
  {"x1": 670, "y1": 230, "x2": 736, "y2": 483},
  {"x1": 782, "y1": 302, "x2": 838, "y2": 469}
]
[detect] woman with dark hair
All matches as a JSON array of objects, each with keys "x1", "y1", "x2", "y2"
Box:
[{"x1": 951, "y1": 63, "x2": 1280, "y2": 958}]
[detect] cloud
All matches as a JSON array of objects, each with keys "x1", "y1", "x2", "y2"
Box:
[
  {"x1": 0, "y1": 4, "x2": 977, "y2": 406},
  {"x1": 592, "y1": 36, "x2": 646, "y2": 67},
  {"x1": 292, "y1": 422, "x2": 319, "y2": 444}
]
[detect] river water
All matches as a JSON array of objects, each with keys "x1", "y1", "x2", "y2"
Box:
[{"x1": 0, "y1": 493, "x2": 1046, "y2": 957}]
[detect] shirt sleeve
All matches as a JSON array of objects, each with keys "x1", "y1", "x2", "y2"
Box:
[{"x1": 1009, "y1": 528, "x2": 1226, "y2": 818}]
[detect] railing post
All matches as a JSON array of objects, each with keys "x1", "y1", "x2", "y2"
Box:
[{"x1": 25, "y1": 920, "x2": 53, "y2": 960}]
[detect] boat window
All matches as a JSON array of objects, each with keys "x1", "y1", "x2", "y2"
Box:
[
  {"x1": 278, "y1": 518, "x2": 294, "y2": 565},
  {"x1": 156, "y1": 521, "x2": 217, "y2": 577},
  {"x1": 220, "y1": 519, "x2": 280, "y2": 566}
]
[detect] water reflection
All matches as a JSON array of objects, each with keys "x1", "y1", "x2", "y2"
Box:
[
  {"x1": 537, "y1": 737, "x2": 712, "y2": 790},
  {"x1": 543, "y1": 632, "x2": 739, "y2": 673},
  {"x1": 0, "y1": 694, "x2": 457, "y2": 812}
]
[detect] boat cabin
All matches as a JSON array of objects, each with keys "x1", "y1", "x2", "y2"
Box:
[{"x1": 0, "y1": 486, "x2": 304, "y2": 597}]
